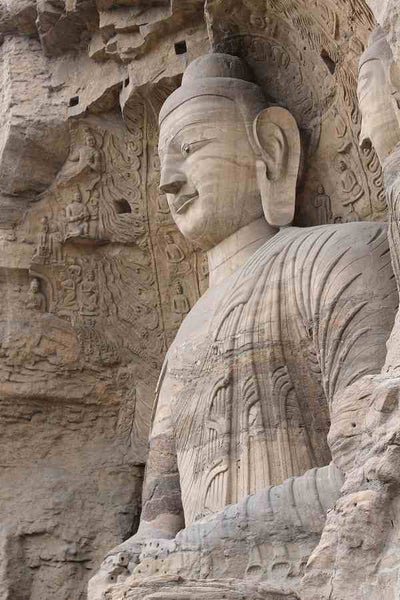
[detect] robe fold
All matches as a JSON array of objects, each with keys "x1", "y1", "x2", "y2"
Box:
[{"x1": 149, "y1": 223, "x2": 397, "y2": 526}]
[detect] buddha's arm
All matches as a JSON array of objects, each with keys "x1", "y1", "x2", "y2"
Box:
[
  {"x1": 136, "y1": 422, "x2": 185, "y2": 541},
  {"x1": 313, "y1": 223, "x2": 398, "y2": 402},
  {"x1": 104, "y1": 368, "x2": 184, "y2": 563}
]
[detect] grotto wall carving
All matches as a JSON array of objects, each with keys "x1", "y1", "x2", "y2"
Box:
[
  {"x1": 1, "y1": 1, "x2": 400, "y2": 600},
  {"x1": 88, "y1": 38, "x2": 398, "y2": 600},
  {"x1": 0, "y1": 3, "x2": 209, "y2": 598},
  {"x1": 300, "y1": 20, "x2": 400, "y2": 600}
]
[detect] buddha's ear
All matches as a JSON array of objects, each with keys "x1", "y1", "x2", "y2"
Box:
[
  {"x1": 389, "y1": 61, "x2": 400, "y2": 111},
  {"x1": 253, "y1": 107, "x2": 301, "y2": 227}
]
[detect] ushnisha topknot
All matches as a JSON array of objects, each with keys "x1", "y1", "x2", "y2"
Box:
[
  {"x1": 159, "y1": 53, "x2": 270, "y2": 127},
  {"x1": 182, "y1": 53, "x2": 255, "y2": 84},
  {"x1": 359, "y1": 26, "x2": 393, "y2": 71}
]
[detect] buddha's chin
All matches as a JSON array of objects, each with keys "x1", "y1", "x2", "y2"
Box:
[
  {"x1": 173, "y1": 217, "x2": 218, "y2": 250},
  {"x1": 172, "y1": 194, "x2": 242, "y2": 248}
]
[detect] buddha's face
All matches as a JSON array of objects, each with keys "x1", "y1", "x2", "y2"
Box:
[
  {"x1": 86, "y1": 135, "x2": 96, "y2": 148},
  {"x1": 358, "y1": 58, "x2": 400, "y2": 162},
  {"x1": 159, "y1": 96, "x2": 263, "y2": 249}
]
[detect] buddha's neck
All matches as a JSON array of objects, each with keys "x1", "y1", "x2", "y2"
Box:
[{"x1": 207, "y1": 218, "x2": 278, "y2": 287}]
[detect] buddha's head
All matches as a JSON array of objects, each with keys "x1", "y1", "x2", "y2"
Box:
[
  {"x1": 158, "y1": 53, "x2": 301, "y2": 250},
  {"x1": 73, "y1": 188, "x2": 82, "y2": 203},
  {"x1": 30, "y1": 278, "x2": 40, "y2": 294},
  {"x1": 85, "y1": 130, "x2": 96, "y2": 148},
  {"x1": 358, "y1": 27, "x2": 400, "y2": 163}
]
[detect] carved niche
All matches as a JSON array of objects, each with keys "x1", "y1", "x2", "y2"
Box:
[
  {"x1": 13, "y1": 97, "x2": 207, "y2": 420},
  {"x1": 206, "y1": 0, "x2": 386, "y2": 225}
]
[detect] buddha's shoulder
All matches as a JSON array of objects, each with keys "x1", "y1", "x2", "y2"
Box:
[
  {"x1": 282, "y1": 221, "x2": 388, "y2": 250},
  {"x1": 249, "y1": 222, "x2": 388, "y2": 277}
]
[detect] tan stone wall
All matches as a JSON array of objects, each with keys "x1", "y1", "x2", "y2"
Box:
[{"x1": 1, "y1": 1, "x2": 399, "y2": 599}]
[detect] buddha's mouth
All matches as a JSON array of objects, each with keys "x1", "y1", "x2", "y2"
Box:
[{"x1": 173, "y1": 192, "x2": 199, "y2": 214}]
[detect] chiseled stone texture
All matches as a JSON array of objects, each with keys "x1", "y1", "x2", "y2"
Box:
[
  {"x1": 301, "y1": 22, "x2": 400, "y2": 600},
  {"x1": 1, "y1": 1, "x2": 400, "y2": 599},
  {"x1": 368, "y1": 0, "x2": 400, "y2": 65},
  {"x1": 0, "y1": 400, "x2": 143, "y2": 600},
  {"x1": 0, "y1": 2, "x2": 208, "y2": 599},
  {"x1": 88, "y1": 48, "x2": 398, "y2": 600}
]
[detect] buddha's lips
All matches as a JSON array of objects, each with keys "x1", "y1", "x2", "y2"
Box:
[{"x1": 173, "y1": 192, "x2": 198, "y2": 214}]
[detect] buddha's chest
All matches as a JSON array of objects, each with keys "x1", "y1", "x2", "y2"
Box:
[{"x1": 159, "y1": 247, "x2": 330, "y2": 523}]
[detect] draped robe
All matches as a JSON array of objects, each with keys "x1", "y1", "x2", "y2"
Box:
[{"x1": 147, "y1": 223, "x2": 397, "y2": 527}]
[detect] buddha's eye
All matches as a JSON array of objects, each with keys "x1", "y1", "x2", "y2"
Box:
[
  {"x1": 181, "y1": 143, "x2": 191, "y2": 157},
  {"x1": 180, "y1": 138, "x2": 215, "y2": 158}
]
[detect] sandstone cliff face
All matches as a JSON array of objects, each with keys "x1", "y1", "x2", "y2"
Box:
[
  {"x1": 0, "y1": 2, "x2": 208, "y2": 598},
  {"x1": 0, "y1": 1, "x2": 397, "y2": 599}
]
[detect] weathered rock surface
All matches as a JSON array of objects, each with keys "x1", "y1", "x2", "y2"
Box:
[
  {"x1": 0, "y1": 2, "x2": 208, "y2": 598},
  {"x1": 2, "y1": 1, "x2": 400, "y2": 599},
  {"x1": 88, "y1": 14, "x2": 399, "y2": 600}
]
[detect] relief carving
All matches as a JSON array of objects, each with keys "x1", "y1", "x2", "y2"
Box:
[
  {"x1": 88, "y1": 52, "x2": 398, "y2": 600},
  {"x1": 26, "y1": 278, "x2": 46, "y2": 312},
  {"x1": 56, "y1": 127, "x2": 104, "y2": 190},
  {"x1": 312, "y1": 185, "x2": 333, "y2": 225},
  {"x1": 3, "y1": 3, "x2": 400, "y2": 600},
  {"x1": 206, "y1": 0, "x2": 385, "y2": 226},
  {"x1": 300, "y1": 25, "x2": 400, "y2": 600},
  {"x1": 65, "y1": 187, "x2": 90, "y2": 240},
  {"x1": 171, "y1": 281, "x2": 191, "y2": 321}
]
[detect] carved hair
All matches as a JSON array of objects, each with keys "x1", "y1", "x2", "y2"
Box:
[
  {"x1": 159, "y1": 53, "x2": 271, "y2": 154},
  {"x1": 159, "y1": 53, "x2": 305, "y2": 186}
]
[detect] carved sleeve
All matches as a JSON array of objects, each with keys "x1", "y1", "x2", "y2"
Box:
[
  {"x1": 307, "y1": 224, "x2": 398, "y2": 402},
  {"x1": 139, "y1": 364, "x2": 184, "y2": 534}
]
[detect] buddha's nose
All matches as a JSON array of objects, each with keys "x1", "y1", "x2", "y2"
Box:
[{"x1": 159, "y1": 159, "x2": 186, "y2": 194}]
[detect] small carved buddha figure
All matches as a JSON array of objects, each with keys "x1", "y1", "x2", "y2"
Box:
[
  {"x1": 26, "y1": 278, "x2": 46, "y2": 312},
  {"x1": 65, "y1": 188, "x2": 90, "y2": 238},
  {"x1": 172, "y1": 281, "x2": 190, "y2": 318},
  {"x1": 313, "y1": 184, "x2": 332, "y2": 225},
  {"x1": 84, "y1": 131, "x2": 102, "y2": 170},
  {"x1": 38, "y1": 216, "x2": 50, "y2": 258},
  {"x1": 79, "y1": 270, "x2": 99, "y2": 317},
  {"x1": 57, "y1": 128, "x2": 103, "y2": 189},
  {"x1": 89, "y1": 54, "x2": 398, "y2": 596},
  {"x1": 336, "y1": 156, "x2": 364, "y2": 208},
  {"x1": 165, "y1": 232, "x2": 185, "y2": 264},
  {"x1": 87, "y1": 189, "x2": 100, "y2": 237}
]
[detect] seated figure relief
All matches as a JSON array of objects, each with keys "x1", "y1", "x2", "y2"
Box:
[
  {"x1": 65, "y1": 188, "x2": 90, "y2": 240},
  {"x1": 89, "y1": 53, "x2": 398, "y2": 598}
]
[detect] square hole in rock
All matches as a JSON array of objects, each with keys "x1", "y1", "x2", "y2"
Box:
[
  {"x1": 114, "y1": 199, "x2": 132, "y2": 214},
  {"x1": 175, "y1": 40, "x2": 187, "y2": 55}
]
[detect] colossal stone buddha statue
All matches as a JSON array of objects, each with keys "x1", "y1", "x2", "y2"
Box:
[{"x1": 89, "y1": 54, "x2": 398, "y2": 598}]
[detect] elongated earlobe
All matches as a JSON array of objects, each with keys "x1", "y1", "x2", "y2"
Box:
[
  {"x1": 253, "y1": 107, "x2": 301, "y2": 227},
  {"x1": 389, "y1": 61, "x2": 400, "y2": 112}
]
